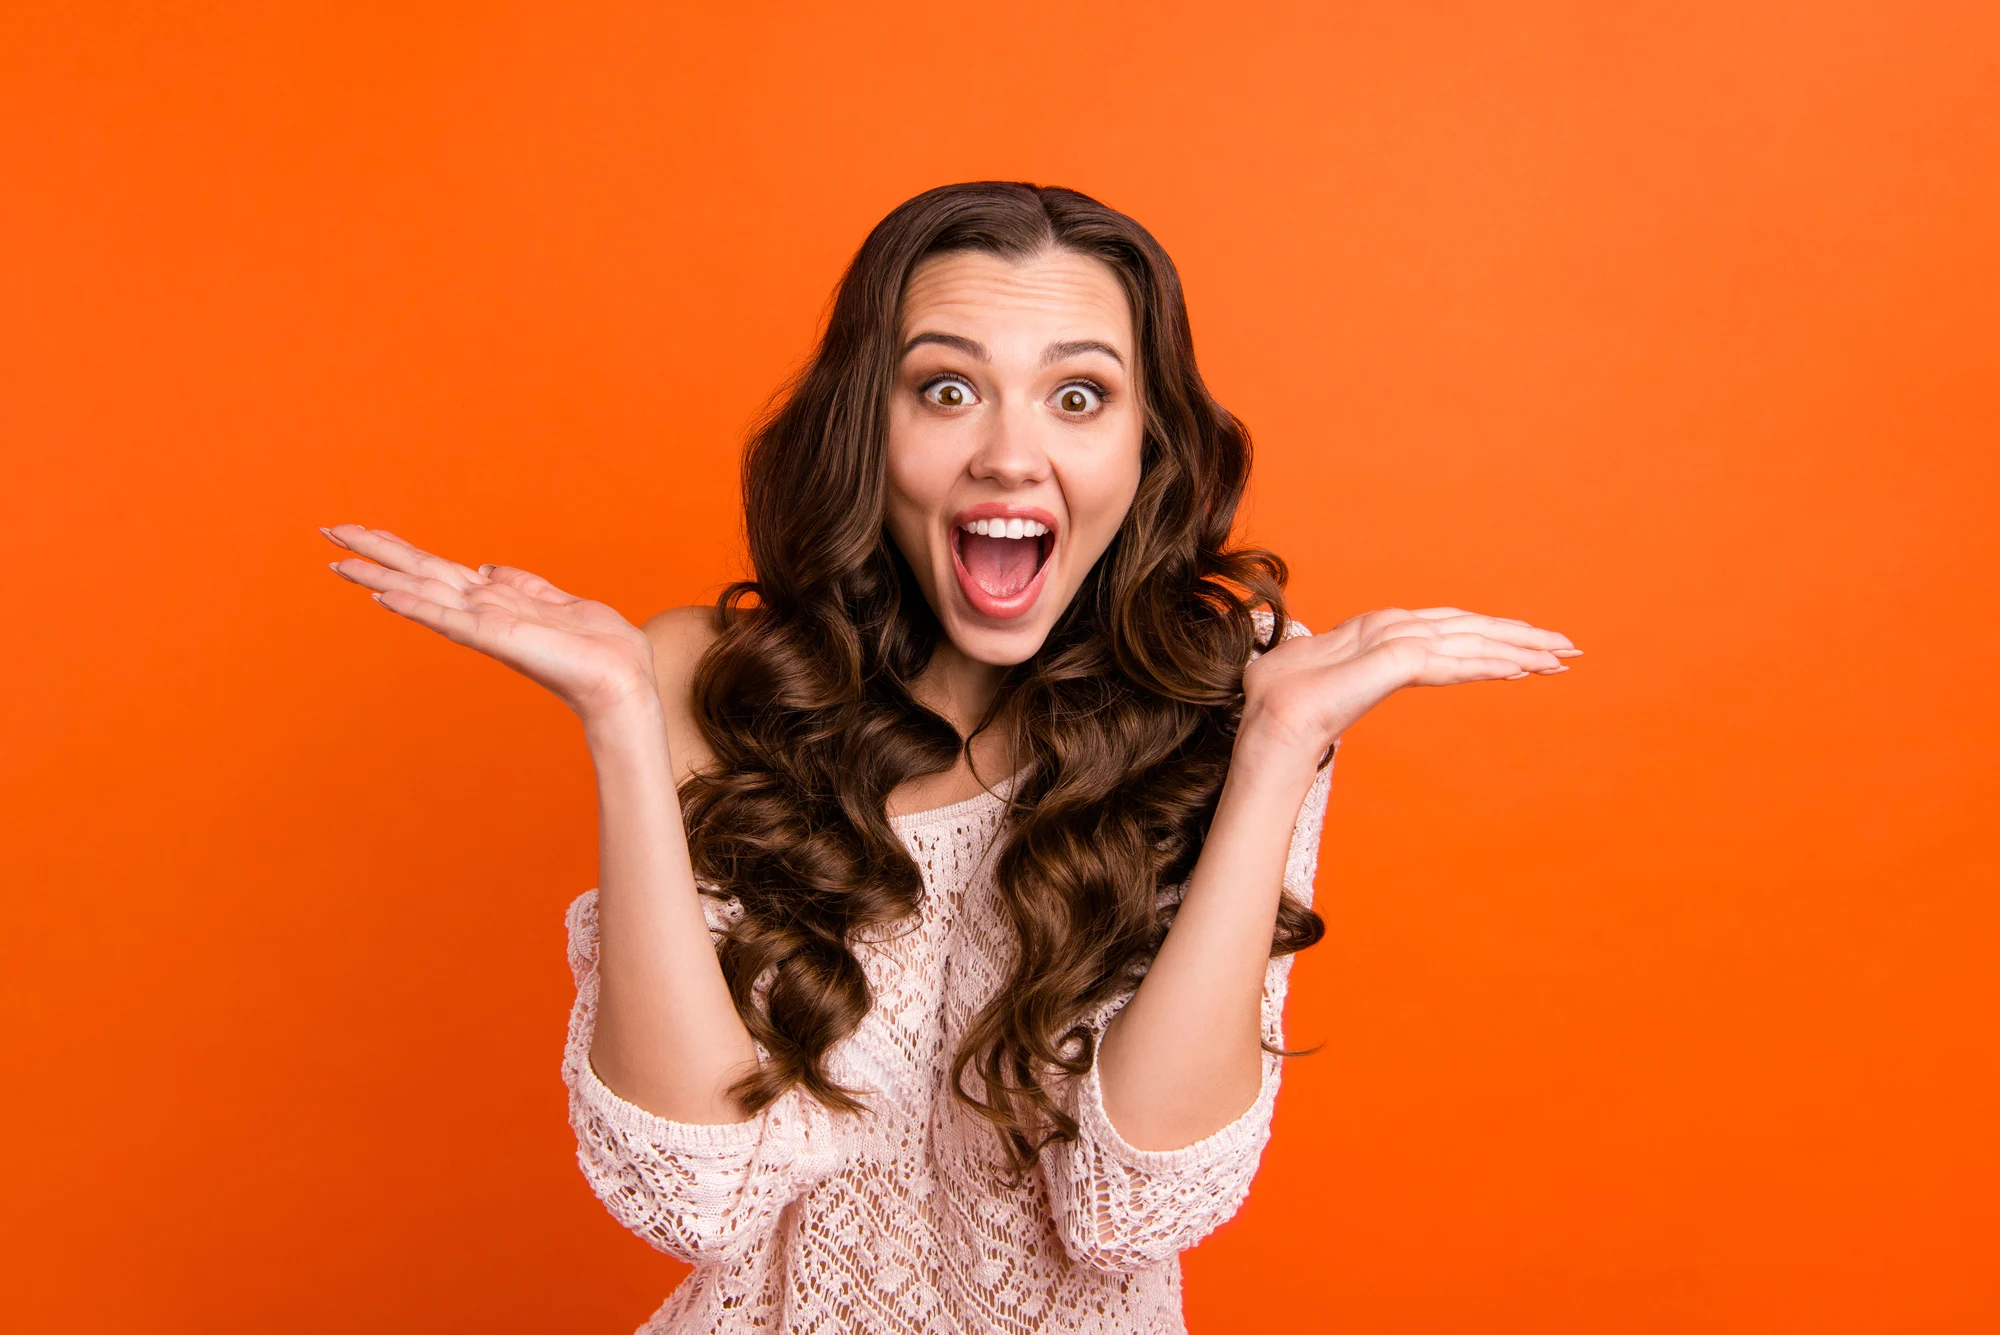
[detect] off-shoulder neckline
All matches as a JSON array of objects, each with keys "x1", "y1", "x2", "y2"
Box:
[{"x1": 886, "y1": 762, "x2": 1032, "y2": 834}]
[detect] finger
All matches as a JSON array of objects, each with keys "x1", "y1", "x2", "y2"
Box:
[
  {"x1": 1422, "y1": 656, "x2": 1547, "y2": 685},
  {"x1": 374, "y1": 588, "x2": 485, "y2": 645},
  {"x1": 1411, "y1": 606, "x2": 1531, "y2": 627},
  {"x1": 330, "y1": 558, "x2": 470, "y2": 610},
  {"x1": 367, "y1": 529, "x2": 488, "y2": 584},
  {"x1": 1425, "y1": 615, "x2": 1576, "y2": 653},
  {"x1": 477, "y1": 564, "x2": 580, "y2": 604},
  {"x1": 326, "y1": 525, "x2": 484, "y2": 591},
  {"x1": 1432, "y1": 633, "x2": 1565, "y2": 672},
  {"x1": 368, "y1": 527, "x2": 480, "y2": 575}
]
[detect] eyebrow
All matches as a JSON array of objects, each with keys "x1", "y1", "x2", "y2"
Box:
[
  {"x1": 901, "y1": 332, "x2": 988, "y2": 360},
  {"x1": 899, "y1": 332, "x2": 1126, "y2": 369},
  {"x1": 1040, "y1": 339, "x2": 1125, "y2": 369}
]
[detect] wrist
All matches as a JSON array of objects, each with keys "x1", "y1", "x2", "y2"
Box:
[
  {"x1": 1235, "y1": 700, "x2": 1335, "y2": 767},
  {"x1": 580, "y1": 687, "x2": 668, "y2": 756},
  {"x1": 1227, "y1": 715, "x2": 1328, "y2": 795}
]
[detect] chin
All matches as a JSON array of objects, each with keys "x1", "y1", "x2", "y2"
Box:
[{"x1": 939, "y1": 614, "x2": 1054, "y2": 668}]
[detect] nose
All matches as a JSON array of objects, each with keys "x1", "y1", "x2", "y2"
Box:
[{"x1": 966, "y1": 400, "x2": 1051, "y2": 489}]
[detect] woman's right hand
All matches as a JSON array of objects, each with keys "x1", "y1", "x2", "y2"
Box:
[{"x1": 322, "y1": 524, "x2": 659, "y2": 724}]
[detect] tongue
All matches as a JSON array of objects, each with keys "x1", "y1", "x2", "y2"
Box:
[{"x1": 961, "y1": 533, "x2": 1040, "y2": 597}]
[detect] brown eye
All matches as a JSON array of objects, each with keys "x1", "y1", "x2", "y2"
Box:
[
  {"x1": 924, "y1": 378, "x2": 974, "y2": 408},
  {"x1": 1055, "y1": 384, "x2": 1102, "y2": 414}
]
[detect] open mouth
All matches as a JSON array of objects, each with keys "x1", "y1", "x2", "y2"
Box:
[{"x1": 950, "y1": 513, "x2": 1057, "y2": 620}]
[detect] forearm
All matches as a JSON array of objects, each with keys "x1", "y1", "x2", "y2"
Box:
[
  {"x1": 584, "y1": 696, "x2": 760, "y2": 1123},
  {"x1": 1094, "y1": 730, "x2": 1324, "y2": 1150}
]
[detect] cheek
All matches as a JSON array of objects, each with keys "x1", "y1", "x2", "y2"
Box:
[
  {"x1": 882, "y1": 416, "x2": 955, "y2": 554},
  {"x1": 1060, "y1": 435, "x2": 1144, "y2": 556}
]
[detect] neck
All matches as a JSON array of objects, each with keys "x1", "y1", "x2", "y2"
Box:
[{"x1": 912, "y1": 638, "x2": 1010, "y2": 738}]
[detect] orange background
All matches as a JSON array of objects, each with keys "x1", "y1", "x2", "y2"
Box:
[{"x1": 5, "y1": 3, "x2": 1996, "y2": 1331}]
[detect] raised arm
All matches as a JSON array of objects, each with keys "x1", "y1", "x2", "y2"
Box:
[
  {"x1": 321, "y1": 525, "x2": 756, "y2": 1123},
  {"x1": 1049, "y1": 608, "x2": 1579, "y2": 1272},
  {"x1": 1048, "y1": 611, "x2": 1576, "y2": 1279},
  {"x1": 1043, "y1": 750, "x2": 1334, "y2": 1273},
  {"x1": 1094, "y1": 607, "x2": 1581, "y2": 1149},
  {"x1": 576, "y1": 605, "x2": 765, "y2": 1122}
]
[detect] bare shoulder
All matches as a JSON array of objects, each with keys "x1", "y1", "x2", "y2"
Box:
[
  {"x1": 644, "y1": 603, "x2": 723, "y2": 664},
  {"x1": 642, "y1": 605, "x2": 723, "y2": 783}
]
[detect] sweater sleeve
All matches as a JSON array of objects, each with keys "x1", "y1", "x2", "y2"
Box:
[
  {"x1": 560, "y1": 888, "x2": 856, "y2": 1265},
  {"x1": 1045, "y1": 616, "x2": 1337, "y2": 1274}
]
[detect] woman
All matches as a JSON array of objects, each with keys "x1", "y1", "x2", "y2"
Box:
[{"x1": 322, "y1": 182, "x2": 1576, "y2": 1333}]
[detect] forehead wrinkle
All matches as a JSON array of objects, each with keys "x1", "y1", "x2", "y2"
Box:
[{"x1": 898, "y1": 252, "x2": 1133, "y2": 356}]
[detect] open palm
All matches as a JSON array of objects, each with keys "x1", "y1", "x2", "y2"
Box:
[
  {"x1": 323, "y1": 524, "x2": 656, "y2": 719},
  {"x1": 1243, "y1": 606, "x2": 1581, "y2": 756}
]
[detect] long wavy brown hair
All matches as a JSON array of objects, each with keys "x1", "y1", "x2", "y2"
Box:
[{"x1": 679, "y1": 181, "x2": 1324, "y2": 1172}]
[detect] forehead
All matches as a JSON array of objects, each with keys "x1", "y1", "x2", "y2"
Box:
[{"x1": 898, "y1": 248, "x2": 1132, "y2": 347}]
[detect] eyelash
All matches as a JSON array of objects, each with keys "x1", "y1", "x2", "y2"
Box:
[
  {"x1": 1054, "y1": 379, "x2": 1111, "y2": 416},
  {"x1": 916, "y1": 374, "x2": 1113, "y2": 416},
  {"x1": 919, "y1": 374, "x2": 976, "y2": 407}
]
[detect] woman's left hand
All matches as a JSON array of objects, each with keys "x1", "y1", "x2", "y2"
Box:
[{"x1": 1239, "y1": 607, "x2": 1581, "y2": 762}]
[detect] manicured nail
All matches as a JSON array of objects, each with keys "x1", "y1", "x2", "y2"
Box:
[
  {"x1": 1506, "y1": 671, "x2": 1529, "y2": 679},
  {"x1": 371, "y1": 593, "x2": 386, "y2": 605},
  {"x1": 328, "y1": 561, "x2": 353, "y2": 582},
  {"x1": 1538, "y1": 665, "x2": 1570, "y2": 674},
  {"x1": 1553, "y1": 648, "x2": 1584, "y2": 657},
  {"x1": 478, "y1": 564, "x2": 495, "y2": 577}
]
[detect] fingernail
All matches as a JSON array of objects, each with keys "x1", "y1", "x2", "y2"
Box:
[
  {"x1": 1554, "y1": 648, "x2": 1584, "y2": 657},
  {"x1": 1506, "y1": 671, "x2": 1529, "y2": 680},
  {"x1": 478, "y1": 564, "x2": 495, "y2": 577},
  {"x1": 328, "y1": 561, "x2": 353, "y2": 582},
  {"x1": 1539, "y1": 665, "x2": 1570, "y2": 674},
  {"x1": 371, "y1": 593, "x2": 385, "y2": 605}
]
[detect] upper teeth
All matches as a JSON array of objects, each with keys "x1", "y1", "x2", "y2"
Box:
[{"x1": 961, "y1": 518, "x2": 1050, "y2": 538}]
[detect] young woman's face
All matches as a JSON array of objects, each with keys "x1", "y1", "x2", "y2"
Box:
[{"x1": 883, "y1": 247, "x2": 1144, "y2": 667}]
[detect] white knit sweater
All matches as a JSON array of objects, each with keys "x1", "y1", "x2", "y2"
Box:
[{"x1": 561, "y1": 622, "x2": 1336, "y2": 1333}]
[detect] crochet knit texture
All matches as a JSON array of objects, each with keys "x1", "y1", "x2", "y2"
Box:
[{"x1": 561, "y1": 619, "x2": 1336, "y2": 1333}]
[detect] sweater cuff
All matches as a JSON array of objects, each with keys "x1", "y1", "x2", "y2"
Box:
[
  {"x1": 1071, "y1": 1043, "x2": 1280, "y2": 1171},
  {"x1": 566, "y1": 1043, "x2": 773, "y2": 1153},
  {"x1": 561, "y1": 888, "x2": 774, "y2": 1154}
]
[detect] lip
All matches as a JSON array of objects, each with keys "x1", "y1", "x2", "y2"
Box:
[
  {"x1": 947, "y1": 503, "x2": 1061, "y2": 621},
  {"x1": 950, "y1": 502, "x2": 1061, "y2": 533}
]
